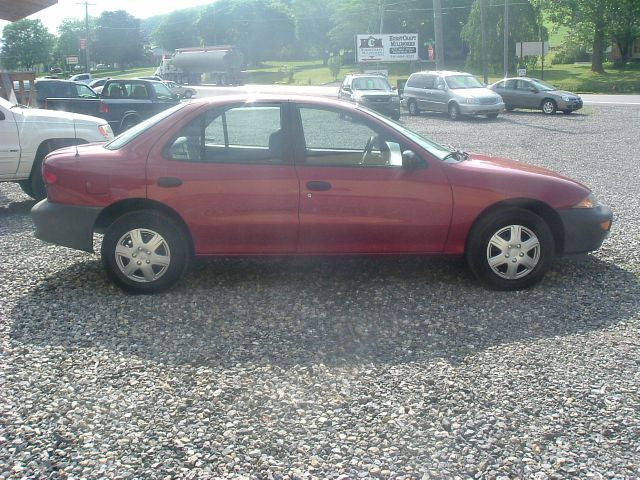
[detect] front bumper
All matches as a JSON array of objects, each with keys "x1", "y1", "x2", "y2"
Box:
[
  {"x1": 359, "y1": 100, "x2": 401, "y2": 117},
  {"x1": 459, "y1": 102, "x2": 504, "y2": 115},
  {"x1": 558, "y1": 98, "x2": 583, "y2": 111},
  {"x1": 558, "y1": 205, "x2": 612, "y2": 254},
  {"x1": 31, "y1": 200, "x2": 104, "y2": 253}
]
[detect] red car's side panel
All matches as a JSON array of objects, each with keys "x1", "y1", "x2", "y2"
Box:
[
  {"x1": 442, "y1": 154, "x2": 591, "y2": 254},
  {"x1": 146, "y1": 161, "x2": 300, "y2": 254},
  {"x1": 44, "y1": 144, "x2": 147, "y2": 206},
  {"x1": 295, "y1": 164, "x2": 453, "y2": 253}
]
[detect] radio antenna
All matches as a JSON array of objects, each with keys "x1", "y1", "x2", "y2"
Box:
[{"x1": 73, "y1": 117, "x2": 79, "y2": 157}]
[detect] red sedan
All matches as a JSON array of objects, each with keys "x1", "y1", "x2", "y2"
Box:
[{"x1": 32, "y1": 96, "x2": 612, "y2": 293}]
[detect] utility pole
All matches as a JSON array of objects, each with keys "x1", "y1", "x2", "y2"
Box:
[
  {"x1": 77, "y1": 1, "x2": 95, "y2": 73},
  {"x1": 503, "y1": 0, "x2": 509, "y2": 77},
  {"x1": 433, "y1": 0, "x2": 444, "y2": 70},
  {"x1": 379, "y1": 0, "x2": 384, "y2": 34},
  {"x1": 480, "y1": 0, "x2": 487, "y2": 84}
]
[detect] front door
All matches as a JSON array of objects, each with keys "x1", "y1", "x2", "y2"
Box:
[
  {"x1": 292, "y1": 104, "x2": 453, "y2": 254},
  {"x1": 0, "y1": 105, "x2": 20, "y2": 176},
  {"x1": 146, "y1": 102, "x2": 300, "y2": 254}
]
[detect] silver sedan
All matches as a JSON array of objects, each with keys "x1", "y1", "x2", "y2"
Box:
[{"x1": 490, "y1": 77, "x2": 583, "y2": 114}]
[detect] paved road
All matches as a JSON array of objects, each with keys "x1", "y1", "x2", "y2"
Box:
[{"x1": 194, "y1": 84, "x2": 640, "y2": 106}]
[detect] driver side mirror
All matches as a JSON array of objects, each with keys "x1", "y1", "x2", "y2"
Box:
[
  {"x1": 530, "y1": 87, "x2": 538, "y2": 94},
  {"x1": 402, "y1": 150, "x2": 427, "y2": 170}
]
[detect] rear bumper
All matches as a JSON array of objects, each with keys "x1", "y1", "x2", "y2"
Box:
[
  {"x1": 558, "y1": 205, "x2": 613, "y2": 254},
  {"x1": 31, "y1": 200, "x2": 103, "y2": 253}
]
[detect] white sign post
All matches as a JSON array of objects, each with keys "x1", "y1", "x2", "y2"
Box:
[{"x1": 356, "y1": 34, "x2": 419, "y2": 63}]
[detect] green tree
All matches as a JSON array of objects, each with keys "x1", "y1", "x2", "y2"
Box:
[
  {"x1": 609, "y1": 0, "x2": 640, "y2": 67},
  {"x1": 290, "y1": 0, "x2": 338, "y2": 59},
  {"x1": 462, "y1": 0, "x2": 543, "y2": 74},
  {"x1": 197, "y1": 0, "x2": 295, "y2": 64},
  {"x1": 544, "y1": 0, "x2": 639, "y2": 71},
  {"x1": 1, "y1": 19, "x2": 55, "y2": 70},
  {"x1": 92, "y1": 10, "x2": 143, "y2": 67},
  {"x1": 154, "y1": 9, "x2": 201, "y2": 50},
  {"x1": 54, "y1": 18, "x2": 93, "y2": 71}
]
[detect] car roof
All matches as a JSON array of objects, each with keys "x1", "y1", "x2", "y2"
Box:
[{"x1": 410, "y1": 70, "x2": 472, "y2": 76}]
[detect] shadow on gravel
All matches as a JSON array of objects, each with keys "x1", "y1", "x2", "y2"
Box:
[
  {"x1": 10, "y1": 253, "x2": 639, "y2": 369},
  {"x1": 0, "y1": 198, "x2": 36, "y2": 215}
]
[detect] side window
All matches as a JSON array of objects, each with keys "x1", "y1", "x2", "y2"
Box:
[
  {"x1": 516, "y1": 80, "x2": 530, "y2": 90},
  {"x1": 75, "y1": 84, "x2": 97, "y2": 98},
  {"x1": 435, "y1": 77, "x2": 446, "y2": 90},
  {"x1": 505, "y1": 79, "x2": 517, "y2": 90},
  {"x1": 406, "y1": 75, "x2": 420, "y2": 88},
  {"x1": 129, "y1": 82, "x2": 148, "y2": 98},
  {"x1": 105, "y1": 82, "x2": 126, "y2": 97},
  {"x1": 166, "y1": 104, "x2": 284, "y2": 164},
  {"x1": 422, "y1": 75, "x2": 436, "y2": 89},
  {"x1": 152, "y1": 82, "x2": 174, "y2": 100},
  {"x1": 298, "y1": 107, "x2": 403, "y2": 168},
  {"x1": 494, "y1": 81, "x2": 505, "y2": 89}
]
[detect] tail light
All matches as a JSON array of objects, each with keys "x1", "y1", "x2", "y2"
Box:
[
  {"x1": 100, "y1": 102, "x2": 109, "y2": 113},
  {"x1": 43, "y1": 164, "x2": 57, "y2": 185}
]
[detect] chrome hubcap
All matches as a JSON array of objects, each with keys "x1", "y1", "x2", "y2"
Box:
[
  {"x1": 543, "y1": 102, "x2": 554, "y2": 113},
  {"x1": 486, "y1": 225, "x2": 540, "y2": 279},
  {"x1": 115, "y1": 228, "x2": 170, "y2": 283}
]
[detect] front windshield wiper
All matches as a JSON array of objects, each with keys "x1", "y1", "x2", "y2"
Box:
[
  {"x1": 10, "y1": 103, "x2": 28, "y2": 109},
  {"x1": 442, "y1": 144, "x2": 469, "y2": 161}
]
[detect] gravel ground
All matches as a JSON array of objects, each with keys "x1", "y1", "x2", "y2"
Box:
[{"x1": 1, "y1": 105, "x2": 638, "y2": 479}]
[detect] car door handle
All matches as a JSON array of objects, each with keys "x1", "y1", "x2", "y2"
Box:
[
  {"x1": 306, "y1": 181, "x2": 332, "y2": 191},
  {"x1": 157, "y1": 177, "x2": 182, "y2": 188}
]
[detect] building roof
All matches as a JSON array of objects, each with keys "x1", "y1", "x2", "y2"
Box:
[{"x1": 0, "y1": 0, "x2": 57, "y2": 22}]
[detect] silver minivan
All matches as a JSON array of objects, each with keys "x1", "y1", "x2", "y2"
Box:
[{"x1": 402, "y1": 70, "x2": 504, "y2": 120}]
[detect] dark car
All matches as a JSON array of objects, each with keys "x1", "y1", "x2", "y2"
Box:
[
  {"x1": 32, "y1": 79, "x2": 99, "y2": 111},
  {"x1": 489, "y1": 77, "x2": 583, "y2": 114},
  {"x1": 32, "y1": 95, "x2": 612, "y2": 294},
  {"x1": 339, "y1": 74, "x2": 401, "y2": 120}
]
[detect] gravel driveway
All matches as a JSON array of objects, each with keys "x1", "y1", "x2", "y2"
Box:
[{"x1": 1, "y1": 105, "x2": 638, "y2": 479}]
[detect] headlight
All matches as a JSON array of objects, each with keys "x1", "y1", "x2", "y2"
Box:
[
  {"x1": 561, "y1": 95, "x2": 572, "y2": 102},
  {"x1": 573, "y1": 193, "x2": 600, "y2": 208}
]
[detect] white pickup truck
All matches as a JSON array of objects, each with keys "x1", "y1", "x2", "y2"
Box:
[{"x1": 0, "y1": 96, "x2": 114, "y2": 200}]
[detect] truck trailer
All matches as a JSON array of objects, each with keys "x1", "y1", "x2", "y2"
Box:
[{"x1": 156, "y1": 45, "x2": 244, "y2": 85}]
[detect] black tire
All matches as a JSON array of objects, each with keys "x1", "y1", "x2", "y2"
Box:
[
  {"x1": 407, "y1": 99, "x2": 420, "y2": 116},
  {"x1": 505, "y1": 105, "x2": 515, "y2": 111},
  {"x1": 29, "y1": 145, "x2": 51, "y2": 201},
  {"x1": 541, "y1": 99, "x2": 557, "y2": 115},
  {"x1": 183, "y1": 90, "x2": 193, "y2": 99},
  {"x1": 101, "y1": 210, "x2": 191, "y2": 294},
  {"x1": 466, "y1": 208, "x2": 555, "y2": 290},
  {"x1": 391, "y1": 112, "x2": 401, "y2": 121},
  {"x1": 486, "y1": 113, "x2": 499, "y2": 119},
  {"x1": 18, "y1": 180, "x2": 35, "y2": 199},
  {"x1": 448, "y1": 103, "x2": 461, "y2": 120}
]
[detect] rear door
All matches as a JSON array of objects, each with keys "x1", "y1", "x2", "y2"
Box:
[
  {"x1": 292, "y1": 103, "x2": 452, "y2": 253},
  {"x1": 146, "y1": 101, "x2": 300, "y2": 254}
]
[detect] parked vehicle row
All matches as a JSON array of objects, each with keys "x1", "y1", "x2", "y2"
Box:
[
  {"x1": 31, "y1": 95, "x2": 611, "y2": 294},
  {"x1": 341, "y1": 71, "x2": 583, "y2": 121}
]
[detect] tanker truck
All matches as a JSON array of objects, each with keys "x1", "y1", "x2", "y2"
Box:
[{"x1": 155, "y1": 45, "x2": 244, "y2": 85}]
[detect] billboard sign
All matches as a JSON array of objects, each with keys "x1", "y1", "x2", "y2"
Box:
[
  {"x1": 356, "y1": 34, "x2": 419, "y2": 63},
  {"x1": 66, "y1": 56, "x2": 79, "y2": 65}
]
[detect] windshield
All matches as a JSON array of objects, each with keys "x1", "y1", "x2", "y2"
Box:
[
  {"x1": 152, "y1": 82, "x2": 174, "y2": 100},
  {"x1": 357, "y1": 105, "x2": 452, "y2": 161},
  {"x1": 104, "y1": 103, "x2": 187, "y2": 150},
  {"x1": 352, "y1": 77, "x2": 391, "y2": 91},
  {"x1": 445, "y1": 74, "x2": 483, "y2": 89},
  {"x1": 530, "y1": 78, "x2": 556, "y2": 91}
]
